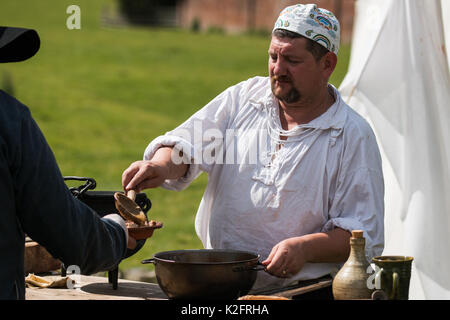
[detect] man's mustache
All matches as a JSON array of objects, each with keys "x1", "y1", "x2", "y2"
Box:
[{"x1": 271, "y1": 75, "x2": 291, "y2": 82}]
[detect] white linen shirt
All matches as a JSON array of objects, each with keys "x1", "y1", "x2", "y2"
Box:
[{"x1": 144, "y1": 76, "x2": 384, "y2": 291}]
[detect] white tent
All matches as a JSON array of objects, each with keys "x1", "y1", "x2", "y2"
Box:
[{"x1": 339, "y1": 0, "x2": 450, "y2": 299}]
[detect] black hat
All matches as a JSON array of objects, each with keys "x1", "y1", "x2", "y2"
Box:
[{"x1": 0, "y1": 27, "x2": 40, "y2": 63}]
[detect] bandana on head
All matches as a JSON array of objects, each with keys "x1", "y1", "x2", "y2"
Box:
[{"x1": 273, "y1": 3, "x2": 340, "y2": 54}]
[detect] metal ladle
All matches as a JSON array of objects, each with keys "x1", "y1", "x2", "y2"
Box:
[{"x1": 114, "y1": 190, "x2": 147, "y2": 226}]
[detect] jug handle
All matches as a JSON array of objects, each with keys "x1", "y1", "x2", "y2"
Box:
[
  {"x1": 375, "y1": 267, "x2": 383, "y2": 290},
  {"x1": 392, "y1": 271, "x2": 399, "y2": 299},
  {"x1": 375, "y1": 268, "x2": 399, "y2": 300}
]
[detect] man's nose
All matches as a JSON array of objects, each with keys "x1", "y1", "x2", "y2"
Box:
[{"x1": 271, "y1": 58, "x2": 287, "y2": 76}]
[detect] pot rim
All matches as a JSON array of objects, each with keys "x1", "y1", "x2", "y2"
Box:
[
  {"x1": 372, "y1": 255, "x2": 414, "y2": 263},
  {"x1": 152, "y1": 249, "x2": 261, "y2": 265}
]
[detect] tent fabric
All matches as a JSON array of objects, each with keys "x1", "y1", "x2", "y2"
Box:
[
  {"x1": 339, "y1": 0, "x2": 450, "y2": 299},
  {"x1": 442, "y1": 0, "x2": 450, "y2": 72}
]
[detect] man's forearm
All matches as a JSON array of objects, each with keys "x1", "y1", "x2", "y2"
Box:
[
  {"x1": 302, "y1": 228, "x2": 351, "y2": 263},
  {"x1": 151, "y1": 146, "x2": 189, "y2": 180},
  {"x1": 262, "y1": 227, "x2": 352, "y2": 277}
]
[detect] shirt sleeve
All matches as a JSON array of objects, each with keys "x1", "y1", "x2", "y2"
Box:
[
  {"x1": 143, "y1": 82, "x2": 243, "y2": 191},
  {"x1": 322, "y1": 121, "x2": 385, "y2": 261},
  {"x1": 12, "y1": 105, "x2": 127, "y2": 274}
]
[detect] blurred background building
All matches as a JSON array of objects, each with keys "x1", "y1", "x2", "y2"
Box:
[{"x1": 117, "y1": 0, "x2": 355, "y2": 44}]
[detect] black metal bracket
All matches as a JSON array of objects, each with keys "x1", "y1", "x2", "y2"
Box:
[{"x1": 64, "y1": 176, "x2": 97, "y2": 198}]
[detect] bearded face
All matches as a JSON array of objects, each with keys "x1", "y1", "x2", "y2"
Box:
[
  {"x1": 270, "y1": 74, "x2": 301, "y2": 104},
  {"x1": 268, "y1": 36, "x2": 326, "y2": 107}
]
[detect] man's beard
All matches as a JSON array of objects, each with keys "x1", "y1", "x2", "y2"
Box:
[{"x1": 270, "y1": 76, "x2": 301, "y2": 104}]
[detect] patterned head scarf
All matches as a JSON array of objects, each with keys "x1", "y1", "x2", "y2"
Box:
[{"x1": 273, "y1": 4, "x2": 340, "y2": 54}]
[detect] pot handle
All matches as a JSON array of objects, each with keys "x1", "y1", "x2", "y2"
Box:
[
  {"x1": 63, "y1": 176, "x2": 97, "y2": 198},
  {"x1": 233, "y1": 261, "x2": 266, "y2": 272},
  {"x1": 141, "y1": 258, "x2": 156, "y2": 264},
  {"x1": 252, "y1": 263, "x2": 267, "y2": 271}
]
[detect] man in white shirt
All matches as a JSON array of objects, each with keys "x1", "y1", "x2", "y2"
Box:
[{"x1": 122, "y1": 4, "x2": 384, "y2": 291}]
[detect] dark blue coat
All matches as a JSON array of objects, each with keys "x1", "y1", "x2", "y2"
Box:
[{"x1": 0, "y1": 91, "x2": 127, "y2": 299}]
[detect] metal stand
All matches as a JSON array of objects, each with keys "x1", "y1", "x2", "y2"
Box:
[{"x1": 108, "y1": 267, "x2": 119, "y2": 290}]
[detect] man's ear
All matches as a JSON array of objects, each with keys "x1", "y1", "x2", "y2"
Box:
[{"x1": 322, "y1": 52, "x2": 338, "y2": 78}]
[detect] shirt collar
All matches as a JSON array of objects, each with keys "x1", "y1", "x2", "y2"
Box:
[{"x1": 300, "y1": 84, "x2": 347, "y2": 130}]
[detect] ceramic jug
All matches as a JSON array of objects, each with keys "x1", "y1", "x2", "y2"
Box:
[{"x1": 332, "y1": 230, "x2": 374, "y2": 300}]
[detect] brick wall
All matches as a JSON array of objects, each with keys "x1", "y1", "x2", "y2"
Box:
[{"x1": 176, "y1": 0, "x2": 355, "y2": 43}]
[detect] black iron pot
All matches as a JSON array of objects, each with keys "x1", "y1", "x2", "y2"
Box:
[
  {"x1": 62, "y1": 176, "x2": 153, "y2": 290},
  {"x1": 141, "y1": 249, "x2": 265, "y2": 300},
  {"x1": 64, "y1": 176, "x2": 151, "y2": 258}
]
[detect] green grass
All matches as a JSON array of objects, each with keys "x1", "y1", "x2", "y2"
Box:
[{"x1": 0, "y1": 0, "x2": 351, "y2": 272}]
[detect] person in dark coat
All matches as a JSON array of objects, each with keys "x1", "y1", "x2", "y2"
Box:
[{"x1": 0, "y1": 26, "x2": 131, "y2": 299}]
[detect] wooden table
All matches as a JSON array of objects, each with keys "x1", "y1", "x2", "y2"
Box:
[
  {"x1": 25, "y1": 275, "x2": 168, "y2": 300},
  {"x1": 25, "y1": 274, "x2": 333, "y2": 300},
  {"x1": 251, "y1": 276, "x2": 333, "y2": 299}
]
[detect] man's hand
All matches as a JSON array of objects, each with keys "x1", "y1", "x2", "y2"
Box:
[
  {"x1": 122, "y1": 147, "x2": 188, "y2": 192},
  {"x1": 262, "y1": 228, "x2": 351, "y2": 278},
  {"x1": 122, "y1": 160, "x2": 170, "y2": 192},
  {"x1": 127, "y1": 235, "x2": 137, "y2": 250},
  {"x1": 262, "y1": 237, "x2": 307, "y2": 278}
]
